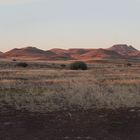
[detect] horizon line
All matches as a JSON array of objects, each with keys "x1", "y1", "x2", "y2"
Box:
[{"x1": 1, "y1": 44, "x2": 139, "y2": 53}]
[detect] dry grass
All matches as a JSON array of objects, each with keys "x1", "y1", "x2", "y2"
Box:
[{"x1": 0, "y1": 60, "x2": 140, "y2": 112}]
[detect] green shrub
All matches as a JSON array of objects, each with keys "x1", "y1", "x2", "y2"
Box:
[
  {"x1": 70, "y1": 61, "x2": 87, "y2": 70},
  {"x1": 16, "y1": 62, "x2": 28, "y2": 68},
  {"x1": 60, "y1": 64, "x2": 66, "y2": 68},
  {"x1": 126, "y1": 63, "x2": 132, "y2": 67},
  {"x1": 12, "y1": 59, "x2": 17, "y2": 61}
]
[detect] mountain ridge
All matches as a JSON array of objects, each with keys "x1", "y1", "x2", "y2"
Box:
[
  {"x1": 2, "y1": 44, "x2": 140, "y2": 60},
  {"x1": 108, "y1": 44, "x2": 139, "y2": 56}
]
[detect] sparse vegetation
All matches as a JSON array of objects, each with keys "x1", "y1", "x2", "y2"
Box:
[
  {"x1": 12, "y1": 59, "x2": 16, "y2": 61},
  {"x1": 70, "y1": 61, "x2": 88, "y2": 70},
  {"x1": 0, "y1": 61, "x2": 140, "y2": 112},
  {"x1": 16, "y1": 62, "x2": 28, "y2": 68},
  {"x1": 60, "y1": 64, "x2": 66, "y2": 68},
  {"x1": 126, "y1": 63, "x2": 132, "y2": 67}
]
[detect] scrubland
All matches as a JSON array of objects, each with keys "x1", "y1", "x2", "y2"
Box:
[{"x1": 0, "y1": 60, "x2": 140, "y2": 112}]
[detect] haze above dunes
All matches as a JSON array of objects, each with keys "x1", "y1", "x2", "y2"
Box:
[{"x1": 1, "y1": 44, "x2": 140, "y2": 60}]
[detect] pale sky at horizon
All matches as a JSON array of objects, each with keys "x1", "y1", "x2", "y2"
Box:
[{"x1": 0, "y1": 0, "x2": 140, "y2": 52}]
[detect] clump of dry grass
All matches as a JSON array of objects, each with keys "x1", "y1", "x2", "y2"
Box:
[{"x1": 0, "y1": 62, "x2": 140, "y2": 112}]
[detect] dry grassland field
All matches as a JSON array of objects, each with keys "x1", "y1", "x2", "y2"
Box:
[{"x1": 0, "y1": 59, "x2": 140, "y2": 140}]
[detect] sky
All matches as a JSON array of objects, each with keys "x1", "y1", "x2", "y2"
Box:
[{"x1": 0, "y1": 0, "x2": 140, "y2": 52}]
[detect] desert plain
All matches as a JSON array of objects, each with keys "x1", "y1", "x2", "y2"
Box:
[{"x1": 0, "y1": 57, "x2": 140, "y2": 140}]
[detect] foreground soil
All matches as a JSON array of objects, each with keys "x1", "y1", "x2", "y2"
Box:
[{"x1": 0, "y1": 107, "x2": 140, "y2": 140}]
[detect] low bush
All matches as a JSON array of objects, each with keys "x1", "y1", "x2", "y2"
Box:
[
  {"x1": 12, "y1": 59, "x2": 17, "y2": 61},
  {"x1": 126, "y1": 63, "x2": 132, "y2": 67},
  {"x1": 70, "y1": 61, "x2": 87, "y2": 70},
  {"x1": 16, "y1": 62, "x2": 28, "y2": 68},
  {"x1": 60, "y1": 64, "x2": 66, "y2": 68}
]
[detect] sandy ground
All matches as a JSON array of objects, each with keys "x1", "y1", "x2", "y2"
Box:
[{"x1": 0, "y1": 107, "x2": 140, "y2": 140}]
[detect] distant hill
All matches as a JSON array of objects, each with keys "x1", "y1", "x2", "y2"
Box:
[
  {"x1": 68, "y1": 49, "x2": 88, "y2": 55},
  {"x1": 2, "y1": 44, "x2": 140, "y2": 60},
  {"x1": 4, "y1": 47, "x2": 57, "y2": 60},
  {"x1": 0, "y1": 51, "x2": 3, "y2": 58},
  {"x1": 108, "y1": 44, "x2": 139, "y2": 57},
  {"x1": 77, "y1": 49, "x2": 123, "y2": 60},
  {"x1": 49, "y1": 48, "x2": 93, "y2": 60},
  {"x1": 4, "y1": 47, "x2": 46, "y2": 57},
  {"x1": 49, "y1": 48, "x2": 68, "y2": 54},
  {"x1": 134, "y1": 52, "x2": 140, "y2": 57},
  {"x1": 49, "y1": 48, "x2": 73, "y2": 60}
]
